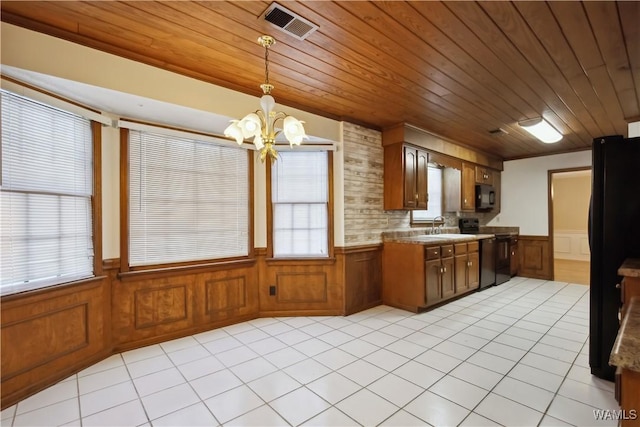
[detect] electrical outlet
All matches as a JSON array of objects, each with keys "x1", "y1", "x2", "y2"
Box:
[{"x1": 269, "y1": 285, "x2": 276, "y2": 296}]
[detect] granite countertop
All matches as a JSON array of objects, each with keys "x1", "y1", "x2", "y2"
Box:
[
  {"x1": 619, "y1": 258, "x2": 640, "y2": 278},
  {"x1": 385, "y1": 234, "x2": 483, "y2": 245},
  {"x1": 610, "y1": 296, "x2": 640, "y2": 372}
]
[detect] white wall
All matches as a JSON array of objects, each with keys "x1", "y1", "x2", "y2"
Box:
[{"x1": 487, "y1": 150, "x2": 592, "y2": 236}]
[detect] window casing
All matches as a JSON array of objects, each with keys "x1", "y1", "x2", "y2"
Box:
[
  {"x1": 1, "y1": 90, "x2": 96, "y2": 295},
  {"x1": 412, "y1": 165, "x2": 444, "y2": 223},
  {"x1": 126, "y1": 129, "x2": 250, "y2": 268},
  {"x1": 270, "y1": 151, "x2": 330, "y2": 258}
]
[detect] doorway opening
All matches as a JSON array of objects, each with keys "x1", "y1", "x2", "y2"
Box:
[{"x1": 549, "y1": 167, "x2": 592, "y2": 285}]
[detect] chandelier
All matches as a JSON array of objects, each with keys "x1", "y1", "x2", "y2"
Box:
[{"x1": 224, "y1": 35, "x2": 307, "y2": 162}]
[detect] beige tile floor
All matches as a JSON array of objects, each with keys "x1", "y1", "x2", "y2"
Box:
[{"x1": 0, "y1": 277, "x2": 619, "y2": 426}]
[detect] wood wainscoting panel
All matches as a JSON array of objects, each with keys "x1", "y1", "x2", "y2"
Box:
[
  {"x1": 134, "y1": 285, "x2": 188, "y2": 329},
  {"x1": 114, "y1": 266, "x2": 258, "y2": 349},
  {"x1": 518, "y1": 235, "x2": 552, "y2": 280},
  {"x1": 259, "y1": 256, "x2": 345, "y2": 316},
  {"x1": 344, "y1": 245, "x2": 383, "y2": 315},
  {"x1": 205, "y1": 277, "x2": 247, "y2": 313},
  {"x1": 276, "y1": 272, "x2": 328, "y2": 303},
  {"x1": 1, "y1": 278, "x2": 110, "y2": 409},
  {"x1": 2, "y1": 304, "x2": 88, "y2": 378}
]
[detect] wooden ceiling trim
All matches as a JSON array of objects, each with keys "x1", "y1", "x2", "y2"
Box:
[
  {"x1": 513, "y1": 1, "x2": 617, "y2": 137},
  {"x1": 279, "y1": 1, "x2": 519, "y2": 131},
  {"x1": 547, "y1": 2, "x2": 627, "y2": 136},
  {"x1": 83, "y1": 2, "x2": 391, "y2": 125},
  {"x1": 446, "y1": 1, "x2": 591, "y2": 149},
  {"x1": 618, "y1": 1, "x2": 640, "y2": 120},
  {"x1": 172, "y1": 1, "x2": 478, "y2": 129},
  {"x1": 478, "y1": 2, "x2": 605, "y2": 143},
  {"x1": 411, "y1": 2, "x2": 542, "y2": 118},
  {"x1": 206, "y1": 1, "x2": 498, "y2": 136},
  {"x1": 378, "y1": 1, "x2": 533, "y2": 122},
  {"x1": 584, "y1": 2, "x2": 639, "y2": 121},
  {"x1": 337, "y1": 1, "x2": 531, "y2": 125},
  {"x1": 235, "y1": 2, "x2": 528, "y2": 137},
  {"x1": 2, "y1": 1, "x2": 631, "y2": 159}
]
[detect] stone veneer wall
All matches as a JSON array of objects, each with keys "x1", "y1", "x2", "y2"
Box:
[{"x1": 342, "y1": 123, "x2": 410, "y2": 246}]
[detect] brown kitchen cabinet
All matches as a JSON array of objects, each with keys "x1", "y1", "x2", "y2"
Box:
[
  {"x1": 426, "y1": 244, "x2": 455, "y2": 307},
  {"x1": 443, "y1": 162, "x2": 475, "y2": 212},
  {"x1": 475, "y1": 166, "x2": 494, "y2": 185},
  {"x1": 454, "y1": 241, "x2": 480, "y2": 294},
  {"x1": 383, "y1": 240, "x2": 479, "y2": 312},
  {"x1": 384, "y1": 143, "x2": 428, "y2": 210}
]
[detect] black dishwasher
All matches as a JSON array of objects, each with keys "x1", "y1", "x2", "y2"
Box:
[{"x1": 495, "y1": 234, "x2": 511, "y2": 285}]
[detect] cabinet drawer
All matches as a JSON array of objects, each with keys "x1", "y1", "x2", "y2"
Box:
[
  {"x1": 441, "y1": 245, "x2": 454, "y2": 258},
  {"x1": 467, "y1": 241, "x2": 479, "y2": 252},
  {"x1": 425, "y1": 246, "x2": 441, "y2": 260},
  {"x1": 454, "y1": 243, "x2": 467, "y2": 254}
]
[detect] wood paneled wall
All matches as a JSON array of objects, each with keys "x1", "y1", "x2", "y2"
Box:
[
  {"x1": 518, "y1": 235, "x2": 552, "y2": 280},
  {"x1": 112, "y1": 262, "x2": 259, "y2": 351},
  {"x1": 343, "y1": 245, "x2": 383, "y2": 315},
  {"x1": 257, "y1": 249, "x2": 345, "y2": 317},
  {"x1": 1, "y1": 278, "x2": 111, "y2": 409}
]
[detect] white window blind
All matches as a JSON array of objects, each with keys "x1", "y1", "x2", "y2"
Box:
[
  {"x1": 1, "y1": 90, "x2": 94, "y2": 295},
  {"x1": 272, "y1": 151, "x2": 328, "y2": 257},
  {"x1": 128, "y1": 130, "x2": 249, "y2": 266},
  {"x1": 413, "y1": 165, "x2": 444, "y2": 222}
]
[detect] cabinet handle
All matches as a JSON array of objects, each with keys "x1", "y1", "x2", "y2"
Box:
[
  {"x1": 443, "y1": 266, "x2": 447, "y2": 273},
  {"x1": 415, "y1": 193, "x2": 419, "y2": 201},
  {"x1": 616, "y1": 283, "x2": 621, "y2": 289}
]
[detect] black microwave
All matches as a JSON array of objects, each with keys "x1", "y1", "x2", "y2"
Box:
[{"x1": 476, "y1": 184, "x2": 495, "y2": 210}]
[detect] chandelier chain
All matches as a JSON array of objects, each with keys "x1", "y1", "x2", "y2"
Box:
[{"x1": 264, "y1": 42, "x2": 270, "y2": 87}]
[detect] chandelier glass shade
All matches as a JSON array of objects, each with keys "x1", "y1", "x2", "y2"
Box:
[{"x1": 224, "y1": 35, "x2": 307, "y2": 162}]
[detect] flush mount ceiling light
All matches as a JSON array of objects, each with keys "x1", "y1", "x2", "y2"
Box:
[
  {"x1": 518, "y1": 117, "x2": 563, "y2": 144},
  {"x1": 224, "y1": 35, "x2": 307, "y2": 162}
]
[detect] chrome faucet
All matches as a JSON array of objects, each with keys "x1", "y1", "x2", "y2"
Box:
[{"x1": 431, "y1": 216, "x2": 445, "y2": 234}]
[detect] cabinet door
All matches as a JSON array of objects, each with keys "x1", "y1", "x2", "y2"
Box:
[
  {"x1": 441, "y1": 257, "x2": 455, "y2": 299},
  {"x1": 475, "y1": 167, "x2": 493, "y2": 185},
  {"x1": 468, "y1": 251, "x2": 480, "y2": 290},
  {"x1": 454, "y1": 254, "x2": 468, "y2": 293},
  {"x1": 404, "y1": 147, "x2": 417, "y2": 208},
  {"x1": 462, "y1": 163, "x2": 476, "y2": 211},
  {"x1": 425, "y1": 258, "x2": 443, "y2": 306},
  {"x1": 416, "y1": 149, "x2": 429, "y2": 209}
]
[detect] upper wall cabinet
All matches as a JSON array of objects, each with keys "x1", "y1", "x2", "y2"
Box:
[
  {"x1": 475, "y1": 166, "x2": 494, "y2": 186},
  {"x1": 443, "y1": 162, "x2": 476, "y2": 213},
  {"x1": 384, "y1": 143, "x2": 428, "y2": 210}
]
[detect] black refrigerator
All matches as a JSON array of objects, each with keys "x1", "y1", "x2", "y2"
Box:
[{"x1": 589, "y1": 135, "x2": 640, "y2": 381}]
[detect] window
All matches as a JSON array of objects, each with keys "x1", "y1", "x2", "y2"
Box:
[
  {"x1": 1, "y1": 90, "x2": 94, "y2": 295},
  {"x1": 412, "y1": 165, "x2": 444, "y2": 222},
  {"x1": 127, "y1": 129, "x2": 249, "y2": 267},
  {"x1": 271, "y1": 151, "x2": 329, "y2": 257}
]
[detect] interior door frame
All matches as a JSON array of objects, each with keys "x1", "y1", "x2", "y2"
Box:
[{"x1": 547, "y1": 166, "x2": 592, "y2": 281}]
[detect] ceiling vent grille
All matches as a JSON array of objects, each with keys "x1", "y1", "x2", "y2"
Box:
[{"x1": 263, "y1": 3, "x2": 318, "y2": 41}]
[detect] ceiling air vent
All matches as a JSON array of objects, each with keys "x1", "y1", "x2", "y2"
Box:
[{"x1": 263, "y1": 3, "x2": 318, "y2": 41}]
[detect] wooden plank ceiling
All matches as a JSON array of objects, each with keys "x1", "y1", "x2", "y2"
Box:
[{"x1": 2, "y1": 1, "x2": 638, "y2": 160}]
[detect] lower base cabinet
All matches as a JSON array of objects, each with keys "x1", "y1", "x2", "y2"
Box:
[
  {"x1": 454, "y1": 242, "x2": 479, "y2": 294},
  {"x1": 383, "y1": 240, "x2": 480, "y2": 312}
]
